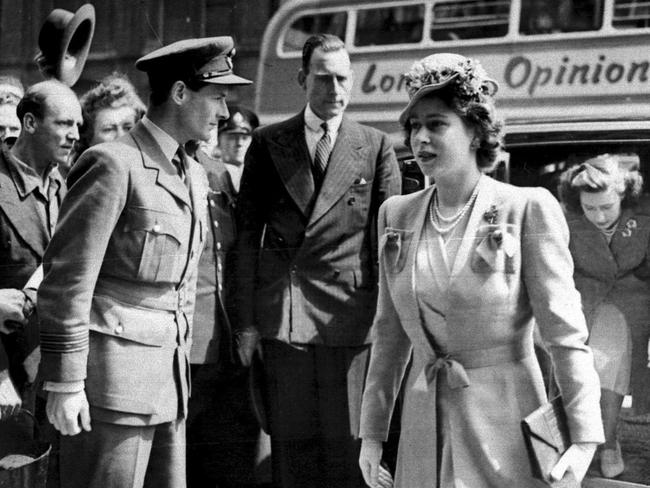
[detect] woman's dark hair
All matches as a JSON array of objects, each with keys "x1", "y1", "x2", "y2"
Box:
[
  {"x1": 403, "y1": 85, "x2": 503, "y2": 171},
  {"x1": 557, "y1": 154, "x2": 644, "y2": 213}
]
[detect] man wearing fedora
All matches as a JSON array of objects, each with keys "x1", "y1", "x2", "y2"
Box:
[{"x1": 37, "y1": 37, "x2": 251, "y2": 488}]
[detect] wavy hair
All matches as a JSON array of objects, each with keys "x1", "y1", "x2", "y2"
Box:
[
  {"x1": 403, "y1": 84, "x2": 503, "y2": 171},
  {"x1": 77, "y1": 73, "x2": 146, "y2": 155},
  {"x1": 557, "y1": 154, "x2": 643, "y2": 213}
]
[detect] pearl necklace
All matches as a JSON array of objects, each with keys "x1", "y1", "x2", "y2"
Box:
[{"x1": 429, "y1": 180, "x2": 481, "y2": 234}]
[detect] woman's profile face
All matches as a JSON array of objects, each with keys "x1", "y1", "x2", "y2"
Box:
[
  {"x1": 580, "y1": 188, "x2": 623, "y2": 230},
  {"x1": 90, "y1": 105, "x2": 137, "y2": 146},
  {"x1": 408, "y1": 95, "x2": 477, "y2": 179}
]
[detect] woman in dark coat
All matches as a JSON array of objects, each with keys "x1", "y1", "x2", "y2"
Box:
[{"x1": 559, "y1": 155, "x2": 650, "y2": 478}]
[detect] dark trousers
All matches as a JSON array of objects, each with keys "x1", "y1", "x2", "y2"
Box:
[
  {"x1": 187, "y1": 363, "x2": 271, "y2": 488},
  {"x1": 59, "y1": 418, "x2": 186, "y2": 488},
  {"x1": 262, "y1": 340, "x2": 369, "y2": 488}
]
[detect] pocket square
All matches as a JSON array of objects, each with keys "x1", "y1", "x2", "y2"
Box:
[{"x1": 353, "y1": 177, "x2": 367, "y2": 185}]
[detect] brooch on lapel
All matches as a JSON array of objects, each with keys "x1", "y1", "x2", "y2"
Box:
[
  {"x1": 622, "y1": 218, "x2": 637, "y2": 238},
  {"x1": 483, "y1": 205, "x2": 498, "y2": 225}
]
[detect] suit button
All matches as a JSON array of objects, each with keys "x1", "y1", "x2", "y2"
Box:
[
  {"x1": 217, "y1": 263, "x2": 223, "y2": 272},
  {"x1": 216, "y1": 242, "x2": 222, "y2": 250},
  {"x1": 209, "y1": 200, "x2": 216, "y2": 207},
  {"x1": 153, "y1": 224, "x2": 161, "y2": 233},
  {"x1": 333, "y1": 269, "x2": 340, "y2": 278},
  {"x1": 213, "y1": 220, "x2": 219, "y2": 228},
  {"x1": 347, "y1": 197, "x2": 356, "y2": 205},
  {"x1": 114, "y1": 324, "x2": 124, "y2": 335}
]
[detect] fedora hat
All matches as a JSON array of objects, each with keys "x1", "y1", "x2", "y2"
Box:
[{"x1": 36, "y1": 4, "x2": 95, "y2": 86}]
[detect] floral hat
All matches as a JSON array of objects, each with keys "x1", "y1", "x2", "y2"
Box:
[{"x1": 399, "y1": 53, "x2": 499, "y2": 126}]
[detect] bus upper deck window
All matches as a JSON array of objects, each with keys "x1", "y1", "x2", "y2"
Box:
[
  {"x1": 520, "y1": 0, "x2": 603, "y2": 34},
  {"x1": 354, "y1": 5, "x2": 425, "y2": 46},
  {"x1": 431, "y1": 0, "x2": 510, "y2": 41},
  {"x1": 282, "y1": 11, "x2": 348, "y2": 53},
  {"x1": 613, "y1": 0, "x2": 650, "y2": 29}
]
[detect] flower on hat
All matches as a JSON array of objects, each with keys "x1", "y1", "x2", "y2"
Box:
[{"x1": 404, "y1": 54, "x2": 496, "y2": 105}]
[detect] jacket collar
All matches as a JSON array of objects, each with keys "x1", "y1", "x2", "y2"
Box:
[{"x1": 130, "y1": 122, "x2": 192, "y2": 207}]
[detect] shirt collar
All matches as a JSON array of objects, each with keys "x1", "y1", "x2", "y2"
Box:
[
  {"x1": 141, "y1": 116, "x2": 180, "y2": 162},
  {"x1": 4, "y1": 145, "x2": 61, "y2": 198},
  {"x1": 304, "y1": 104, "x2": 343, "y2": 135}
]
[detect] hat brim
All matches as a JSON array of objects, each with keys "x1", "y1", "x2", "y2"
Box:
[
  {"x1": 398, "y1": 75, "x2": 459, "y2": 126},
  {"x1": 398, "y1": 74, "x2": 498, "y2": 126},
  {"x1": 56, "y1": 4, "x2": 95, "y2": 86},
  {"x1": 202, "y1": 73, "x2": 252, "y2": 86}
]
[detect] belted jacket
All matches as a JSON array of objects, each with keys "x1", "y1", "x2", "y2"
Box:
[{"x1": 38, "y1": 122, "x2": 208, "y2": 425}]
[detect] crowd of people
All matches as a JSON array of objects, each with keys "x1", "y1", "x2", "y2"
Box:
[{"x1": 0, "y1": 9, "x2": 648, "y2": 488}]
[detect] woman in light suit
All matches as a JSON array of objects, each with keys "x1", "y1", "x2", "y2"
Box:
[
  {"x1": 358, "y1": 53, "x2": 604, "y2": 488},
  {"x1": 558, "y1": 156, "x2": 650, "y2": 478}
]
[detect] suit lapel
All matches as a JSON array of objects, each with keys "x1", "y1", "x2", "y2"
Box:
[
  {"x1": 572, "y1": 214, "x2": 617, "y2": 275},
  {"x1": 268, "y1": 113, "x2": 315, "y2": 217},
  {"x1": 130, "y1": 123, "x2": 192, "y2": 208},
  {"x1": 308, "y1": 117, "x2": 365, "y2": 226},
  {"x1": 0, "y1": 151, "x2": 48, "y2": 256}
]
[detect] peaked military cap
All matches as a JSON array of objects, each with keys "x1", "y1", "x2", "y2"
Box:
[
  {"x1": 135, "y1": 37, "x2": 252, "y2": 85},
  {"x1": 218, "y1": 105, "x2": 259, "y2": 135}
]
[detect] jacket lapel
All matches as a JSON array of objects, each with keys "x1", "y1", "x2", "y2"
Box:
[
  {"x1": 130, "y1": 123, "x2": 192, "y2": 208},
  {"x1": 450, "y1": 175, "x2": 495, "y2": 279},
  {"x1": 270, "y1": 113, "x2": 315, "y2": 217},
  {"x1": 572, "y1": 214, "x2": 617, "y2": 276},
  {"x1": 308, "y1": 117, "x2": 365, "y2": 226},
  {"x1": 0, "y1": 151, "x2": 48, "y2": 256},
  {"x1": 391, "y1": 186, "x2": 435, "y2": 327}
]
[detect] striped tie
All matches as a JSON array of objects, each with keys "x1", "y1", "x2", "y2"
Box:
[{"x1": 312, "y1": 122, "x2": 331, "y2": 188}]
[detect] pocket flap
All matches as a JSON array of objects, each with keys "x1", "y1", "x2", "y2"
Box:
[
  {"x1": 88, "y1": 391, "x2": 157, "y2": 415},
  {"x1": 89, "y1": 294, "x2": 172, "y2": 346},
  {"x1": 123, "y1": 206, "x2": 185, "y2": 244}
]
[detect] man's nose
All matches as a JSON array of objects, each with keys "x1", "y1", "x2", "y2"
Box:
[{"x1": 68, "y1": 125, "x2": 80, "y2": 141}]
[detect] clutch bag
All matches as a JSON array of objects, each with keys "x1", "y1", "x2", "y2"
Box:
[{"x1": 521, "y1": 396, "x2": 579, "y2": 488}]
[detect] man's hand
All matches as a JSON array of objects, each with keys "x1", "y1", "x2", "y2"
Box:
[
  {"x1": 0, "y1": 289, "x2": 27, "y2": 334},
  {"x1": 46, "y1": 390, "x2": 92, "y2": 436},
  {"x1": 236, "y1": 329, "x2": 260, "y2": 367},
  {"x1": 0, "y1": 371, "x2": 21, "y2": 419},
  {"x1": 550, "y1": 442, "x2": 598, "y2": 482}
]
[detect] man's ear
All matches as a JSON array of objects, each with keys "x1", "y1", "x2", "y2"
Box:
[
  {"x1": 170, "y1": 81, "x2": 187, "y2": 105},
  {"x1": 297, "y1": 69, "x2": 306, "y2": 89},
  {"x1": 23, "y1": 113, "x2": 37, "y2": 134}
]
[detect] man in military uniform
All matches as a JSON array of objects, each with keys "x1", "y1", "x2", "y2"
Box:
[
  {"x1": 217, "y1": 105, "x2": 259, "y2": 193},
  {"x1": 37, "y1": 37, "x2": 251, "y2": 488}
]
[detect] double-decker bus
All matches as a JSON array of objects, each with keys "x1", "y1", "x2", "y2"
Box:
[
  {"x1": 256, "y1": 0, "x2": 650, "y2": 195},
  {"x1": 256, "y1": 1, "x2": 650, "y2": 485}
]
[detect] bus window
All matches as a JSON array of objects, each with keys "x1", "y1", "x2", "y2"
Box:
[
  {"x1": 282, "y1": 11, "x2": 347, "y2": 53},
  {"x1": 520, "y1": 0, "x2": 603, "y2": 35},
  {"x1": 613, "y1": 0, "x2": 650, "y2": 29},
  {"x1": 431, "y1": 0, "x2": 510, "y2": 41},
  {"x1": 354, "y1": 4, "x2": 425, "y2": 46}
]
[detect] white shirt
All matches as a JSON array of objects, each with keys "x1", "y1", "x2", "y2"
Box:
[{"x1": 303, "y1": 104, "x2": 343, "y2": 162}]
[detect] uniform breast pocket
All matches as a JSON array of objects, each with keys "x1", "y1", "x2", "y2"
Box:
[{"x1": 123, "y1": 206, "x2": 189, "y2": 283}]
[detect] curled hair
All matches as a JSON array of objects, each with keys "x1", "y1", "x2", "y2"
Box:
[
  {"x1": 557, "y1": 154, "x2": 644, "y2": 213},
  {"x1": 77, "y1": 73, "x2": 146, "y2": 154},
  {"x1": 301, "y1": 34, "x2": 345, "y2": 74},
  {"x1": 403, "y1": 85, "x2": 504, "y2": 171}
]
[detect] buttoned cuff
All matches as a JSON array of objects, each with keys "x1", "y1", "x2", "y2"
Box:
[{"x1": 43, "y1": 381, "x2": 85, "y2": 393}]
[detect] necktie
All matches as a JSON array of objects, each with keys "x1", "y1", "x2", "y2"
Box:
[
  {"x1": 172, "y1": 146, "x2": 188, "y2": 186},
  {"x1": 312, "y1": 122, "x2": 332, "y2": 187}
]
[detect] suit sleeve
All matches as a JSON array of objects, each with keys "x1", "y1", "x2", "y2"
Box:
[
  {"x1": 233, "y1": 130, "x2": 267, "y2": 334},
  {"x1": 38, "y1": 149, "x2": 128, "y2": 383},
  {"x1": 359, "y1": 199, "x2": 412, "y2": 441},
  {"x1": 521, "y1": 188, "x2": 604, "y2": 444}
]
